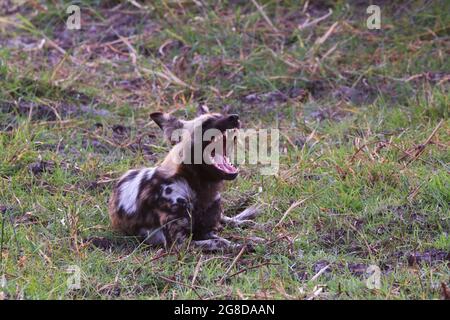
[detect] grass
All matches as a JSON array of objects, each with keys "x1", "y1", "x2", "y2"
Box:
[{"x1": 0, "y1": 0, "x2": 449, "y2": 299}]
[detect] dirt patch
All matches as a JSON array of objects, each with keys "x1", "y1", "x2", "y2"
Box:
[
  {"x1": 309, "y1": 105, "x2": 348, "y2": 122},
  {"x1": 407, "y1": 249, "x2": 450, "y2": 267},
  {"x1": 346, "y1": 262, "x2": 368, "y2": 276},
  {"x1": 0, "y1": 0, "x2": 33, "y2": 16},
  {"x1": 332, "y1": 85, "x2": 375, "y2": 105},
  {"x1": 311, "y1": 260, "x2": 370, "y2": 278},
  {"x1": 0, "y1": 116, "x2": 17, "y2": 132},
  {"x1": 242, "y1": 88, "x2": 308, "y2": 112},
  {"x1": 111, "y1": 124, "x2": 129, "y2": 140},
  {"x1": 1, "y1": 77, "x2": 97, "y2": 105},
  {"x1": 313, "y1": 260, "x2": 332, "y2": 274},
  {"x1": 0, "y1": 206, "x2": 39, "y2": 228},
  {"x1": 0, "y1": 99, "x2": 109, "y2": 121},
  {"x1": 83, "y1": 236, "x2": 145, "y2": 258},
  {"x1": 13, "y1": 211, "x2": 39, "y2": 226},
  {"x1": 1, "y1": 101, "x2": 58, "y2": 121},
  {"x1": 0, "y1": 205, "x2": 12, "y2": 216},
  {"x1": 81, "y1": 137, "x2": 111, "y2": 154},
  {"x1": 320, "y1": 228, "x2": 347, "y2": 248},
  {"x1": 376, "y1": 204, "x2": 423, "y2": 225},
  {"x1": 97, "y1": 283, "x2": 121, "y2": 297},
  {"x1": 28, "y1": 160, "x2": 55, "y2": 175},
  {"x1": 49, "y1": 5, "x2": 159, "y2": 57},
  {"x1": 112, "y1": 125, "x2": 158, "y2": 160},
  {"x1": 84, "y1": 236, "x2": 115, "y2": 251}
]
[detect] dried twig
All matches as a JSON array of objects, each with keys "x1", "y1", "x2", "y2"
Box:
[
  {"x1": 227, "y1": 262, "x2": 279, "y2": 279},
  {"x1": 310, "y1": 264, "x2": 330, "y2": 282},
  {"x1": 273, "y1": 196, "x2": 312, "y2": 230},
  {"x1": 218, "y1": 245, "x2": 246, "y2": 285},
  {"x1": 399, "y1": 119, "x2": 444, "y2": 164},
  {"x1": 345, "y1": 220, "x2": 374, "y2": 255},
  {"x1": 306, "y1": 286, "x2": 324, "y2": 300},
  {"x1": 158, "y1": 275, "x2": 205, "y2": 300},
  {"x1": 191, "y1": 254, "x2": 203, "y2": 286},
  {"x1": 141, "y1": 64, "x2": 197, "y2": 91},
  {"x1": 349, "y1": 140, "x2": 390, "y2": 163},
  {"x1": 298, "y1": 9, "x2": 333, "y2": 30},
  {"x1": 250, "y1": 0, "x2": 279, "y2": 33},
  {"x1": 315, "y1": 21, "x2": 339, "y2": 46}
]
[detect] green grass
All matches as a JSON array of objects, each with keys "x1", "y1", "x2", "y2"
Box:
[{"x1": 0, "y1": 1, "x2": 449, "y2": 299}]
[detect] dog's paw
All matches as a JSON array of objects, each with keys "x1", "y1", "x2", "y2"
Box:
[
  {"x1": 239, "y1": 236, "x2": 266, "y2": 252},
  {"x1": 192, "y1": 237, "x2": 240, "y2": 252},
  {"x1": 235, "y1": 219, "x2": 257, "y2": 228},
  {"x1": 221, "y1": 217, "x2": 253, "y2": 227},
  {"x1": 221, "y1": 217, "x2": 265, "y2": 230},
  {"x1": 246, "y1": 236, "x2": 266, "y2": 244},
  {"x1": 233, "y1": 204, "x2": 262, "y2": 221}
]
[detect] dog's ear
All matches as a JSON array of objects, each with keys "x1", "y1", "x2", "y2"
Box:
[
  {"x1": 150, "y1": 112, "x2": 183, "y2": 145},
  {"x1": 197, "y1": 104, "x2": 209, "y2": 115}
]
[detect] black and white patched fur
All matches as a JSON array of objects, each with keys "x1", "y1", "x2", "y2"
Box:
[{"x1": 109, "y1": 106, "x2": 261, "y2": 251}]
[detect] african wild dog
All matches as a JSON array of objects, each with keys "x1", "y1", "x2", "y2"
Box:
[{"x1": 108, "y1": 106, "x2": 260, "y2": 251}]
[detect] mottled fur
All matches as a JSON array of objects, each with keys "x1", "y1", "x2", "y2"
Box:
[{"x1": 108, "y1": 107, "x2": 260, "y2": 251}]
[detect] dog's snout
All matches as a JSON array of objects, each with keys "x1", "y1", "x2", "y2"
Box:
[
  {"x1": 177, "y1": 198, "x2": 187, "y2": 206},
  {"x1": 227, "y1": 114, "x2": 240, "y2": 129},
  {"x1": 227, "y1": 114, "x2": 239, "y2": 123}
]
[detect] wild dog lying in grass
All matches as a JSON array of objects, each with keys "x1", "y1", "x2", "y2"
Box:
[{"x1": 108, "y1": 106, "x2": 260, "y2": 251}]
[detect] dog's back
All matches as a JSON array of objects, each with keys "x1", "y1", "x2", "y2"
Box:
[{"x1": 109, "y1": 166, "x2": 196, "y2": 244}]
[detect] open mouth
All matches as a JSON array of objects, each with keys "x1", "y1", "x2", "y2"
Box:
[{"x1": 209, "y1": 129, "x2": 238, "y2": 175}]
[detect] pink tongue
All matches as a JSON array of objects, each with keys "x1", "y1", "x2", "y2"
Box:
[{"x1": 214, "y1": 155, "x2": 237, "y2": 174}]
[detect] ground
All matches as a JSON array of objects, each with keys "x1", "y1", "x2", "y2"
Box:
[{"x1": 0, "y1": 0, "x2": 448, "y2": 300}]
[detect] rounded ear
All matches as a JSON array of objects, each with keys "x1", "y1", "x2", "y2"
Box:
[
  {"x1": 150, "y1": 112, "x2": 167, "y2": 130},
  {"x1": 150, "y1": 112, "x2": 183, "y2": 145},
  {"x1": 197, "y1": 104, "x2": 209, "y2": 115}
]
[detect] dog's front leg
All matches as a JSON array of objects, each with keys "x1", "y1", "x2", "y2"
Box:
[
  {"x1": 157, "y1": 211, "x2": 192, "y2": 250},
  {"x1": 160, "y1": 215, "x2": 241, "y2": 252},
  {"x1": 188, "y1": 231, "x2": 240, "y2": 252},
  {"x1": 221, "y1": 204, "x2": 262, "y2": 228},
  {"x1": 191, "y1": 237, "x2": 242, "y2": 252},
  {"x1": 192, "y1": 235, "x2": 265, "y2": 252},
  {"x1": 139, "y1": 228, "x2": 167, "y2": 247}
]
